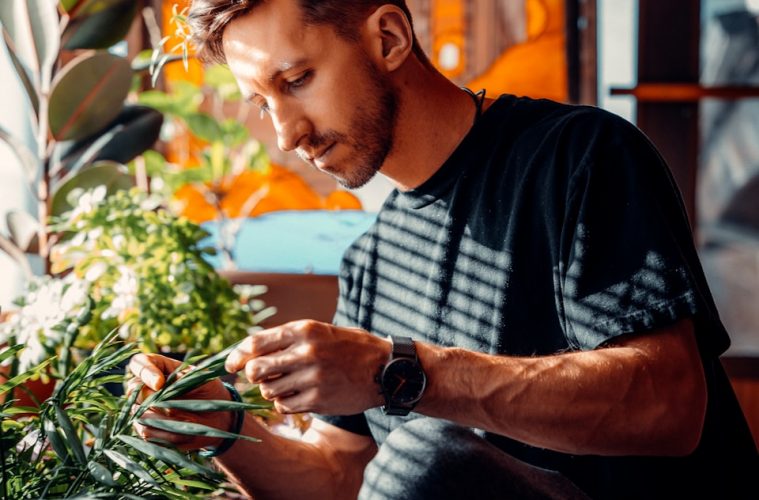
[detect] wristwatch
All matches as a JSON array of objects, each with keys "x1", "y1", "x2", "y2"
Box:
[{"x1": 377, "y1": 336, "x2": 427, "y2": 416}]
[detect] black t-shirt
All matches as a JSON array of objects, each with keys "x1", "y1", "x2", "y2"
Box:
[{"x1": 319, "y1": 95, "x2": 758, "y2": 499}]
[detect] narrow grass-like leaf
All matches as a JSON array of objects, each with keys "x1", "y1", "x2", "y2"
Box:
[
  {"x1": 116, "y1": 435, "x2": 220, "y2": 479},
  {"x1": 114, "y1": 380, "x2": 142, "y2": 436},
  {"x1": 43, "y1": 418, "x2": 70, "y2": 461},
  {"x1": 152, "y1": 399, "x2": 270, "y2": 412},
  {"x1": 137, "y1": 418, "x2": 260, "y2": 443},
  {"x1": 1, "y1": 405, "x2": 39, "y2": 415},
  {"x1": 87, "y1": 461, "x2": 117, "y2": 486},
  {"x1": 0, "y1": 344, "x2": 24, "y2": 364},
  {"x1": 103, "y1": 449, "x2": 159, "y2": 486},
  {"x1": 169, "y1": 478, "x2": 217, "y2": 491},
  {"x1": 54, "y1": 404, "x2": 87, "y2": 464},
  {"x1": 0, "y1": 358, "x2": 52, "y2": 395},
  {"x1": 94, "y1": 414, "x2": 112, "y2": 452}
]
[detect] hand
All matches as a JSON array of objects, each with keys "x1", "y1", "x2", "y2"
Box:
[
  {"x1": 127, "y1": 353, "x2": 234, "y2": 452},
  {"x1": 225, "y1": 320, "x2": 390, "y2": 415}
]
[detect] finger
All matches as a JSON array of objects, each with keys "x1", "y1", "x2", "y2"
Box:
[
  {"x1": 226, "y1": 325, "x2": 295, "y2": 373},
  {"x1": 134, "y1": 418, "x2": 193, "y2": 447},
  {"x1": 128, "y1": 354, "x2": 181, "y2": 391},
  {"x1": 243, "y1": 350, "x2": 303, "y2": 383},
  {"x1": 259, "y1": 372, "x2": 303, "y2": 401},
  {"x1": 274, "y1": 388, "x2": 318, "y2": 414}
]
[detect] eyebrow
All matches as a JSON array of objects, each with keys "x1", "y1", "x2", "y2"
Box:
[{"x1": 244, "y1": 58, "x2": 309, "y2": 102}]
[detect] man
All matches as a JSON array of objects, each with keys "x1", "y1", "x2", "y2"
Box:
[{"x1": 129, "y1": 1, "x2": 759, "y2": 498}]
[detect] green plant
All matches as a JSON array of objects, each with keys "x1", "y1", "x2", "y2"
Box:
[
  {"x1": 48, "y1": 188, "x2": 274, "y2": 353},
  {"x1": 1, "y1": 329, "x2": 271, "y2": 499},
  {"x1": 138, "y1": 63, "x2": 271, "y2": 269},
  {"x1": 0, "y1": 1, "x2": 163, "y2": 275}
]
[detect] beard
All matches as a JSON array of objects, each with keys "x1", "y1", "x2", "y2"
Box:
[{"x1": 296, "y1": 61, "x2": 398, "y2": 189}]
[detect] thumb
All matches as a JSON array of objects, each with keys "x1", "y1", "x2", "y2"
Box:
[{"x1": 128, "y1": 353, "x2": 181, "y2": 391}]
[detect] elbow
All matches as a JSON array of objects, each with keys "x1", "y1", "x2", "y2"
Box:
[{"x1": 657, "y1": 372, "x2": 707, "y2": 456}]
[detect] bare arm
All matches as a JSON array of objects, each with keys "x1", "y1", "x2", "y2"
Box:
[
  {"x1": 414, "y1": 318, "x2": 707, "y2": 456},
  {"x1": 229, "y1": 318, "x2": 707, "y2": 458},
  {"x1": 128, "y1": 354, "x2": 376, "y2": 500},
  {"x1": 213, "y1": 417, "x2": 376, "y2": 499}
]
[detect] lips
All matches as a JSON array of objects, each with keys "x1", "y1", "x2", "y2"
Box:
[{"x1": 313, "y1": 143, "x2": 336, "y2": 169}]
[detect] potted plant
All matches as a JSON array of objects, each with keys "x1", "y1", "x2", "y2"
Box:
[
  {"x1": 1, "y1": 328, "x2": 271, "y2": 498},
  {"x1": 48, "y1": 187, "x2": 274, "y2": 355}
]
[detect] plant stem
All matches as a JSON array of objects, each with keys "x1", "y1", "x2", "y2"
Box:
[{"x1": 1, "y1": 419, "x2": 8, "y2": 500}]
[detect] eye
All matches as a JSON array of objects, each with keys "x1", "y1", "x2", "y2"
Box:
[
  {"x1": 257, "y1": 102, "x2": 270, "y2": 119},
  {"x1": 285, "y1": 71, "x2": 312, "y2": 91}
]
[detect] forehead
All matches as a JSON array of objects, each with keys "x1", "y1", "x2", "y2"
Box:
[{"x1": 222, "y1": 0, "x2": 343, "y2": 88}]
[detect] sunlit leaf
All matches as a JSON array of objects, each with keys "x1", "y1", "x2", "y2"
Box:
[
  {"x1": 117, "y1": 435, "x2": 221, "y2": 479},
  {"x1": 137, "y1": 418, "x2": 260, "y2": 443},
  {"x1": 103, "y1": 449, "x2": 159, "y2": 486},
  {"x1": 152, "y1": 399, "x2": 270, "y2": 412}
]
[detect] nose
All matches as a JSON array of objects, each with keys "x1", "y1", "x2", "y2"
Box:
[{"x1": 270, "y1": 101, "x2": 310, "y2": 153}]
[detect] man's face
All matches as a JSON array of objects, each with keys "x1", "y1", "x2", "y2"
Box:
[{"x1": 223, "y1": 0, "x2": 398, "y2": 189}]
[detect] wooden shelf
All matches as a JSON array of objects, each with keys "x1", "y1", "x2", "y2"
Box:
[{"x1": 610, "y1": 83, "x2": 759, "y2": 102}]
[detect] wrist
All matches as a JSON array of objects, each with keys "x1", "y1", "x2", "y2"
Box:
[{"x1": 198, "y1": 381, "x2": 244, "y2": 458}]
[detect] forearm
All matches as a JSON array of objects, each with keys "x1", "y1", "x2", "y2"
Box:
[
  {"x1": 214, "y1": 415, "x2": 368, "y2": 500},
  {"x1": 414, "y1": 320, "x2": 706, "y2": 456}
]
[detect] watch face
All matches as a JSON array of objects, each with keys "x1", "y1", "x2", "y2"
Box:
[{"x1": 381, "y1": 358, "x2": 427, "y2": 405}]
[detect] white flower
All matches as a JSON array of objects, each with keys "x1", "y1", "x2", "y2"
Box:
[
  {"x1": 68, "y1": 186, "x2": 107, "y2": 219},
  {"x1": 102, "y1": 266, "x2": 138, "y2": 319},
  {"x1": 85, "y1": 261, "x2": 107, "y2": 282},
  {"x1": 1, "y1": 275, "x2": 89, "y2": 372}
]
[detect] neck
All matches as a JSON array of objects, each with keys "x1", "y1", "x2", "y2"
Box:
[{"x1": 379, "y1": 62, "x2": 490, "y2": 191}]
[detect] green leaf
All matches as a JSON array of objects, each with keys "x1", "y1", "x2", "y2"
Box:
[
  {"x1": 103, "y1": 449, "x2": 159, "y2": 486},
  {"x1": 54, "y1": 403, "x2": 88, "y2": 464},
  {"x1": 0, "y1": 344, "x2": 24, "y2": 364},
  {"x1": 87, "y1": 461, "x2": 117, "y2": 486},
  {"x1": 43, "y1": 418, "x2": 70, "y2": 461},
  {"x1": 117, "y1": 435, "x2": 221, "y2": 479},
  {"x1": 51, "y1": 161, "x2": 134, "y2": 216},
  {"x1": 132, "y1": 51, "x2": 184, "y2": 73},
  {"x1": 204, "y1": 64, "x2": 242, "y2": 101},
  {"x1": 153, "y1": 399, "x2": 270, "y2": 412},
  {"x1": 184, "y1": 112, "x2": 223, "y2": 143},
  {"x1": 137, "y1": 418, "x2": 260, "y2": 443},
  {"x1": 48, "y1": 51, "x2": 132, "y2": 141},
  {"x1": 0, "y1": 358, "x2": 51, "y2": 395},
  {"x1": 62, "y1": 0, "x2": 138, "y2": 50}
]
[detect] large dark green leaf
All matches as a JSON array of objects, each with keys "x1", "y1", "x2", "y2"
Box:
[
  {"x1": 51, "y1": 161, "x2": 134, "y2": 216},
  {"x1": 62, "y1": 0, "x2": 138, "y2": 50},
  {"x1": 49, "y1": 51, "x2": 132, "y2": 141},
  {"x1": 53, "y1": 105, "x2": 164, "y2": 175}
]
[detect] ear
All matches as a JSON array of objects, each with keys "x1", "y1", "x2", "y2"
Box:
[{"x1": 363, "y1": 5, "x2": 413, "y2": 72}]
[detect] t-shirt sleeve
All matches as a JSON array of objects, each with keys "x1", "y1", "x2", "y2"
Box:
[{"x1": 558, "y1": 112, "x2": 726, "y2": 352}]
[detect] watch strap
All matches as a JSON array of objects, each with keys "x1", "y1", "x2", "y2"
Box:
[{"x1": 391, "y1": 335, "x2": 416, "y2": 358}]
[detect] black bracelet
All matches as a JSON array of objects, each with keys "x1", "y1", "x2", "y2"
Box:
[{"x1": 198, "y1": 381, "x2": 245, "y2": 458}]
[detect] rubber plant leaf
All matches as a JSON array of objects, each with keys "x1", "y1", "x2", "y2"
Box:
[
  {"x1": 48, "y1": 51, "x2": 132, "y2": 141},
  {"x1": 62, "y1": 0, "x2": 138, "y2": 50}
]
